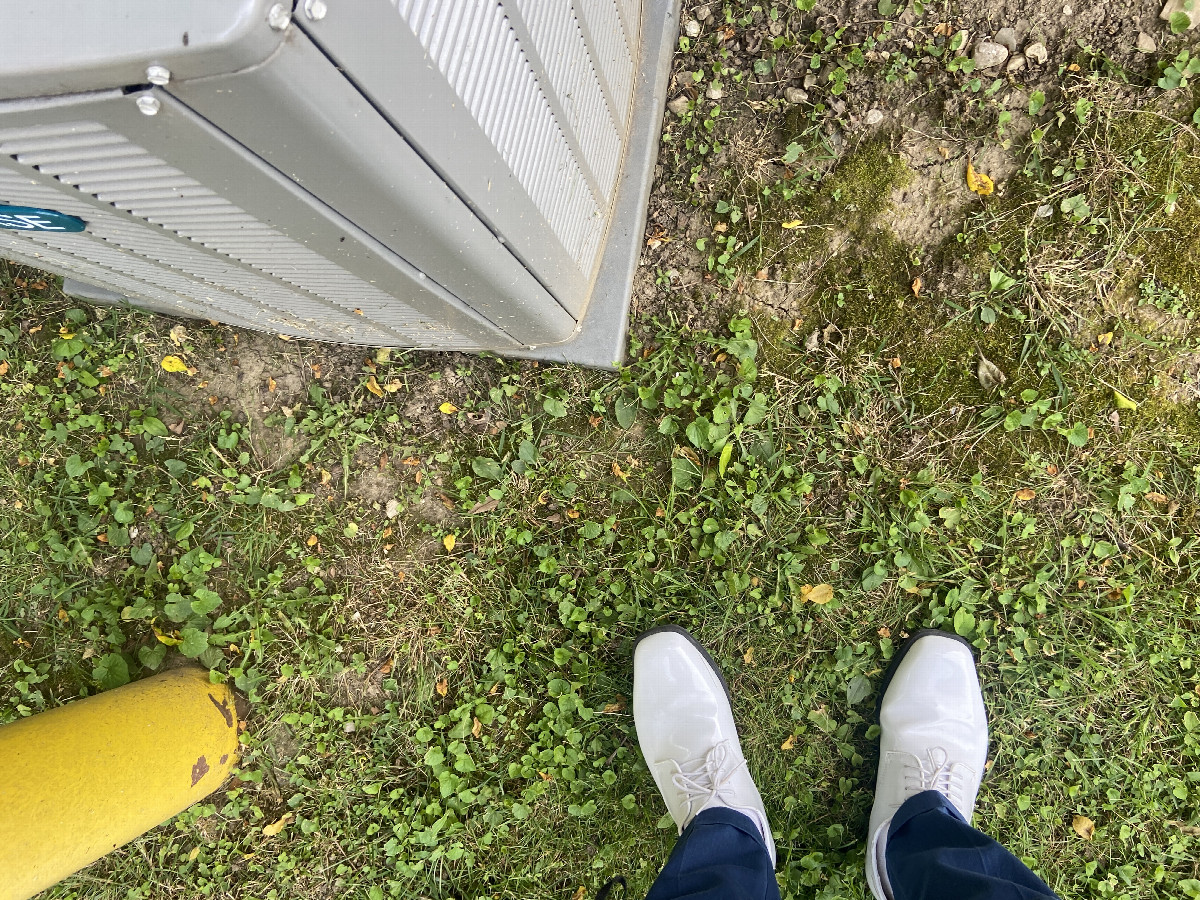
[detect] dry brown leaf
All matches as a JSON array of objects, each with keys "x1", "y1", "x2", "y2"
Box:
[
  {"x1": 472, "y1": 717, "x2": 483, "y2": 739},
  {"x1": 1072, "y1": 815, "x2": 1095, "y2": 840},
  {"x1": 1145, "y1": 492, "x2": 1169, "y2": 505},
  {"x1": 468, "y1": 497, "x2": 500, "y2": 515},
  {"x1": 1015, "y1": 488, "x2": 1037, "y2": 502},
  {"x1": 612, "y1": 460, "x2": 628, "y2": 481},
  {"x1": 781, "y1": 734, "x2": 796, "y2": 750},
  {"x1": 911, "y1": 276, "x2": 922, "y2": 297},
  {"x1": 435, "y1": 677, "x2": 449, "y2": 697},
  {"x1": 1046, "y1": 464, "x2": 1059, "y2": 475},
  {"x1": 0, "y1": 360, "x2": 8, "y2": 376}
]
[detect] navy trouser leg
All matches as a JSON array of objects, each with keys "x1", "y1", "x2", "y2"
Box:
[
  {"x1": 645, "y1": 807, "x2": 779, "y2": 900},
  {"x1": 885, "y1": 791, "x2": 1060, "y2": 900}
]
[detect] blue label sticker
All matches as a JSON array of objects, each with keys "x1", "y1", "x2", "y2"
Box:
[{"x1": 0, "y1": 205, "x2": 86, "y2": 233}]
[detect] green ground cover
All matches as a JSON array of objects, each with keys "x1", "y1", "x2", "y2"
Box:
[{"x1": 3, "y1": 4, "x2": 1200, "y2": 899}]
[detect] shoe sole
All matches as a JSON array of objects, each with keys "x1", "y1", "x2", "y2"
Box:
[
  {"x1": 633, "y1": 624, "x2": 733, "y2": 705},
  {"x1": 874, "y1": 628, "x2": 975, "y2": 720}
]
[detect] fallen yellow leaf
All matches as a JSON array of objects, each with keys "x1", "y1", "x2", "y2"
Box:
[
  {"x1": 263, "y1": 813, "x2": 293, "y2": 837},
  {"x1": 781, "y1": 219, "x2": 802, "y2": 229},
  {"x1": 966, "y1": 159, "x2": 995, "y2": 196},
  {"x1": 436, "y1": 677, "x2": 448, "y2": 697},
  {"x1": 1113, "y1": 389, "x2": 1138, "y2": 411},
  {"x1": 0, "y1": 360, "x2": 8, "y2": 376},
  {"x1": 911, "y1": 276, "x2": 922, "y2": 297},
  {"x1": 1072, "y1": 814, "x2": 1095, "y2": 840},
  {"x1": 472, "y1": 717, "x2": 483, "y2": 739},
  {"x1": 439, "y1": 401, "x2": 458, "y2": 414},
  {"x1": 1145, "y1": 491, "x2": 1169, "y2": 505},
  {"x1": 267, "y1": 376, "x2": 277, "y2": 393},
  {"x1": 743, "y1": 646, "x2": 755, "y2": 665},
  {"x1": 1015, "y1": 488, "x2": 1037, "y2": 502},
  {"x1": 612, "y1": 460, "x2": 628, "y2": 481},
  {"x1": 572, "y1": 886, "x2": 586, "y2": 900},
  {"x1": 802, "y1": 583, "x2": 834, "y2": 605},
  {"x1": 781, "y1": 734, "x2": 796, "y2": 750},
  {"x1": 161, "y1": 355, "x2": 189, "y2": 373},
  {"x1": 443, "y1": 534, "x2": 456, "y2": 552},
  {"x1": 365, "y1": 375, "x2": 384, "y2": 398}
]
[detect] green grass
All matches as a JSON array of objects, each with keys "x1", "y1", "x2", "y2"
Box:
[{"x1": 4, "y1": 6, "x2": 1200, "y2": 899}]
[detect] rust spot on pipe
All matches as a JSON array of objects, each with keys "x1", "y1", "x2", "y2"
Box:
[
  {"x1": 191, "y1": 756, "x2": 209, "y2": 786},
  {"x1": 208, "y1": 693, "x2": 234, "y2": 727}
]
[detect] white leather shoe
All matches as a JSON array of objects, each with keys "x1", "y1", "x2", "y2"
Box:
[
  {"x1": 633, "y1": 625, "x2": 776, "y2": 867},
  {"x1": 865, "y1": 630, "x2": 988, "y2": 900}
]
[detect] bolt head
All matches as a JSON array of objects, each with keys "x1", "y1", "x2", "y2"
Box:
[
  {"x1": 267, "y1": 3, "x2": 291, "y2": 30},
  {"x1": 305, "y1": 0, "x2": 328, "y2": 20},
  {"x1": 145, "y1": 64, "x2": 171, "y2": 86},
  {"x1": 135, "y1": 95, "x2": 161, "y2": 116}
]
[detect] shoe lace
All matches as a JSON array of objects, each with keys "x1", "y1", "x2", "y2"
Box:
[
  {"x1": 902, "y1": 746, "x2": 969, "y2": 806},
  {"x1": 667, "y1": 740, "x2": 748, "y2": 833}
]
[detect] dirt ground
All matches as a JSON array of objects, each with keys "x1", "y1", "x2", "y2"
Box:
[{"x1": 632, "y1": 0, "x2": 1181, "y2": 334}]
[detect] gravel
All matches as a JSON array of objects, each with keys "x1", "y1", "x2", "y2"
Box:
[
  {"x1": 972, "y1": 40, "x2": 1010, "y2": 69},
  {"x1": 994, "y1": 27, "x2": 1019, "y2": 52},
  {"x1": 1025, "y1": 41, "x2": 1049, "y2": 65}
]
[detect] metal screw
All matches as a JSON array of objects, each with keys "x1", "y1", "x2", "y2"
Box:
[
  {"x1": 267, "y1": 3, "x2": 291, "y2": 30},
  {"x1": 145, "y1": 65, "x2": 171, "y2": 86},
  {"x1": 136, "y1": 95, "x2": 161, "y2": 116},
  {"x1": 304, "y1": 0, "x2": 328, "y2": 20}
]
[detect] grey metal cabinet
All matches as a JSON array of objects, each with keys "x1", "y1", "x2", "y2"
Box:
[{"x1": 0, "y1": 0, "x2": 679, "y2": 366}]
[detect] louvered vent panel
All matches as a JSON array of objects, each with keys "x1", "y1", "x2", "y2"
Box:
[
  {"x1": 0, "y1": 121, "x2": 476, "y2": 346},
  {"x1": 511, "y1": 0, "x2": 620, "y2": 200},
  {"x1": 392, "y1": 0, "x2": 604, "y2": 275},
  {"x1": 578, "y1": 0, "x2": 637, "y2": 128},
  {"x1": 0, "y1": 168, "x2": 342, "y2": 336}
]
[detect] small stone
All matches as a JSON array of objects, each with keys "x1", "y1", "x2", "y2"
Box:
[
  {"x1": 1036, "y1": 203, "x2": 1054, "y2": 218},
  {"x1": 972, "y1": 40, "x2": 1010, "y2": 69},
  {"x1": 385, "y1": 498, "x2": 400, "y2": 519},
  {"x1": 667, "y1": 95, "x2": 690, "y2": 116},
  {"x1": 1006, "y1": 53, "x2": 1027, "y2": 73},
  {"x1": 805, "y1": 329, "x2": 820, "y2": 352},
  {"x1": 684, "y1": 19, "x2": 702, "y2": 37},
  {"x1": 994, "y1": 27, "x2": 1019, "y2": 53},
  {"x1": 705, "y1": 82, "x2": 723, "y2": 100},
  {"x1": 1062, "y1": 4, "x2": 1072, "y2": 14},
  {"x1": 784, "y1": 86, "x2": 809, "y2": 104},
  {"x1": 803, "y1": 73, "x2": 818, "y2": 89},
  {"x1": 1136, "y1": 31, "x2": 1158, "y2": 52},
  {"x1": 1025, "y1": 41, "x2": 1048, "y2": 65},
  {"x1": 832, "y1": 99, "x2": 847, "y2": 115},
  {"x1": 696, "y1": 4, "x2": 711, "y2": 20},
  {"x1": 865, "y1": 108, "x2": 885, "y2": 125}
]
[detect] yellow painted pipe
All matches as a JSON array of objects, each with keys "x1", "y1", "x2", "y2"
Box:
[{"x1": 0, "y1": 666, "x2": 240, "y2": 900}]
